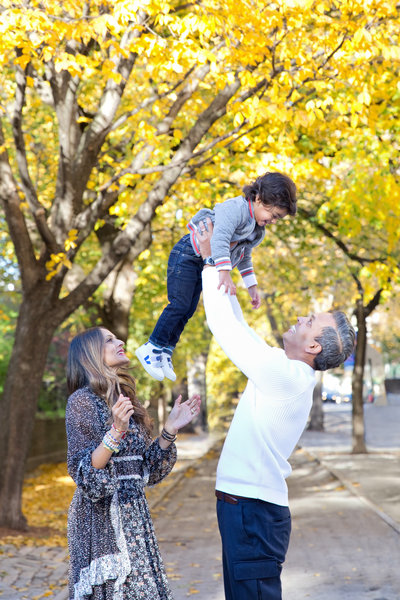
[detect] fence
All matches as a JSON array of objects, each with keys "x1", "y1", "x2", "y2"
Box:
[{"x1": 26, "y1": 417, "x2": 67, "y2": 472}]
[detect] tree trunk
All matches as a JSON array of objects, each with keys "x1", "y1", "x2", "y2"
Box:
[
  {"x1": 352, "y1": 299, "x2": 367, "y2": 454},
  {"x1": 264, "y1": 293, "x2": 284, "y2": 348},
  {"x1": 308, "y1": 371, "x2": 324, "y2": 431},
  {"x1": 145, "y1": 382, "x2": 164, "y2": 435},
  {"x1": 0, "y1": 295, "x2": 59, "y2": 528},
  {"x1": 95, "y1": 222, "x2": 151, "y2": 342},
  {"x1": 0, "y1": 42, "x2": 244, "y2": 529},
  {"x1": 99, "y1": 258, "x2": 138, "y2": 343}
]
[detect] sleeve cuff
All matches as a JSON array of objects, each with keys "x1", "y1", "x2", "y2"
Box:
[
  {"x1": 215, "y1": 257, "x2": 232, "y2": 271},
  {"x1": 241, "y1": 273, "x2": 257, "y2": 288}
]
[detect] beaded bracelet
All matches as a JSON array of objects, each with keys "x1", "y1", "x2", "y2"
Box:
[
  {"x1": 102, "y1": 435, "x2": 119, "y2": 452},
  {"x1": 102, "y1": 439, "x2": 115, "y2": 453},
  {"x1": 108, "y1": 431, "x2": 120, "y2": 444},
  {"x1": 112, "y1": 423, "x2": 127, "y2": 438},
  {"x1": 161, "y1": 428, "x2": 177, "y2": 443},
  {"x1": 102, "y1": 430, "x2": 120, "y2": 453}
]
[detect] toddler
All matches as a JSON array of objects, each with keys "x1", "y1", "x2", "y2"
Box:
[{"x1": 136, "y1": 171, "x2": 297, "y2": 381}]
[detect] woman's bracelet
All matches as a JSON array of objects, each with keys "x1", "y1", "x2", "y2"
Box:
[
  {"x1": 102, "y1": 439, "x2": 115, "y2": 453},
  {"x1": 102, "y1": 430, "x2": 120, "y2": 453},
  {"x1": 112, "y1": 422, "x2": 127, "y2": 438},
  {"x1": 161, "y1": 427, "x2": 177, "y2": 443}
]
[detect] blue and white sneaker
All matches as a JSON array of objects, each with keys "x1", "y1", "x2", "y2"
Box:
[
  {"x1": 135, "y1": 342, "x2": 164, "y2": 381},
  {"x1": 161, "y1": 350, "x2": 176, "y2": 382}
]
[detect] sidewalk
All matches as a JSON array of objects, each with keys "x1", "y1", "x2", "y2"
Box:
[
  {"x1": 298, "y1": 402, "x2": 400, "y2": 529},
  {"x1": 1, "y1": 406, "x2": 399, "y2": 599},
  {"x1": 284, "y1": 401, "x2": 400, "y2": 599},
  {"x1": 155, "y1": 403, "x2": 400, "y2": 599},
  {"x1": 153, "y1": 437, "x2": 225, "y2": 599}
]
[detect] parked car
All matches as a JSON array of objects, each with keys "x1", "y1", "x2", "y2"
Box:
[
  {"x1": 321, "y1": 373, "x2": 352, "y2": 404},
  {"x1": 322, "y1": 388, "x2": 342, "y2": 403},
  {"x1": 321, "y1": 374, "x2": 347, "y2": 404}
]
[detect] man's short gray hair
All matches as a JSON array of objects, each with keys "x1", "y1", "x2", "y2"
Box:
[{"x1": 313, "y1": 312, "x2": 355, "y2": 371}]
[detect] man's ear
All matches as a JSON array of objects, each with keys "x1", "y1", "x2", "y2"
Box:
[{"x1": 306, "y1": 341, "x2": 322, "y2": 356}]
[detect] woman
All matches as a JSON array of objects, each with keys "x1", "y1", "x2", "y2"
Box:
[{"x1": 65, "y1": 326, "x2": 201, "y2": 600}]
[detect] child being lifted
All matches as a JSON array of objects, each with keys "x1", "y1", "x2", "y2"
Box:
[{"x1": 136, "y1": 171, "x2": 297, "y2": 381}]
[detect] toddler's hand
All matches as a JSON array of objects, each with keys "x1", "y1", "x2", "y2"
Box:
[{"x1": 248, "y1": 285, "x2": 261, "y2": 309}]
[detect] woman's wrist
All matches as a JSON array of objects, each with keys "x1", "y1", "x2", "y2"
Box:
[
  {"x1": 159, "y1": 428, "x2": 177, "y2": 449},
  {"x1": 111, "y1": 422, "x2": 127, "y2": 439},
  {"x1": 161, "y1": 424, "x2": 178, "y2": 439}
]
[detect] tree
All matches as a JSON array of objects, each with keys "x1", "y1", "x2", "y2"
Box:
[
  {"x1": 253, "y1": 148, "x2": 400, "y2": 452},
  {"x1": 244, "y1": 5, "x2": 400, "y2": 450},
  {"x1": 1, "y1": 0, "x2": 399, "y2": 527},
  {"x1": 0, "y1": 0, "x2": 241, "y2": 528}
]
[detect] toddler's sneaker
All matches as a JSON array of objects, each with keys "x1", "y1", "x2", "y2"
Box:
[
  {"x1": 161, "y1": 350, "x2": 176, "y2": 382},
  {"x1": 135, "y1": 342, "x2": 164, "y2": 381}
]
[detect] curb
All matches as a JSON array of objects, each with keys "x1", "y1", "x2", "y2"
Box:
[{"x1": 301, "y1": 446, "x2": 400, "y2": 536}]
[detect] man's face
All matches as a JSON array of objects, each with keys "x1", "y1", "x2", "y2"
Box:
[
  {"x1": 282, "y1": 313, "x2": 336, "y2": 361},
  {"x1": 253, "y1": 198, "x2": 288, "y2": 227}
]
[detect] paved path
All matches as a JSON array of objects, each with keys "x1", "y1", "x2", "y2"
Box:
[
  {"x1": 300, "y1": 403, "x2": 400, "y2": 528},
  {"x1": 1, "y1": 406, "x2": 399, "y2": 599},
  {"x1": 156, "y1": 434, "x2": 400, "y2": 600},
  {"x1": 0, "y1": 545, "x2": 68, "y2": 600},
  {"x1": 283, "y1": 449, "x2": 400, "y2": 600},
  {"x1": 154, "y1": 444, "x2": 225, "y2": 600}
]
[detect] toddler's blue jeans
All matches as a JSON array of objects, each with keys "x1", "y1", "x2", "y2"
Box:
[{"x1": 150, "y1": 235, "x2": 203, "y2": 349}]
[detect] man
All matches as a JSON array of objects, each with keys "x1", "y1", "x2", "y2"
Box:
[{"x1": 197, "y1": 220, "x2": 355, "y2": 600}]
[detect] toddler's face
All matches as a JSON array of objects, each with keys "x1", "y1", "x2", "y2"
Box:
[{"x1": 253, "y1": 198, "x2": 288, "y2": 227}]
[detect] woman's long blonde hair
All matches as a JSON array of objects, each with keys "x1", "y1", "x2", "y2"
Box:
[{"x1": 67, "y1": 327, "x2": 153, "y2": 434}]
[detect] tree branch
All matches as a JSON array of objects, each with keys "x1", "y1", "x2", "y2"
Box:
[
  {"x1": 298, "y1": 207, "x2": 386, "y2": 265},
  {"x1": 109, "y1": 64, "x2": 199, "y2": 134},
  {"x1": 156, "y1": 63, "x2": 211, "y2": 136},
  {"x1": 12, "y1": 60, "x2": 59, "y2": 253},
  {"x1": 364, "y1": 288, "x2": 383, "y2": 317},
  {"x1": 58, "y1": 74, "x2": 243, "y2": 316},
  {"x1": 0, "y1": 120, "x2": 39, "y2": 291},
  {"x1": 73, "y1": 26, "x2": 143, "y2": 195}
]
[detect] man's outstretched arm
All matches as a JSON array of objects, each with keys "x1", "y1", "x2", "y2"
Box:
[{"x1": 199, "y1": 220, "x2": 275, "y2": 390}]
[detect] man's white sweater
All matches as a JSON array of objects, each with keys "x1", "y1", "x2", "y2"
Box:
[{"x1": 202, "y1": 268, "x2": 316, "y2": 507}]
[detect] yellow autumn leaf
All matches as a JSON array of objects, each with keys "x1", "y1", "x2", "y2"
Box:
[{"x1": 14, "y1": 54, "x2": 31, "y2": 69}]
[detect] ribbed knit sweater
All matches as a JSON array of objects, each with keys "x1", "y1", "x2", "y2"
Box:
[{"x1": 202, "y1": 268, "x2": 315, "y2": 507}]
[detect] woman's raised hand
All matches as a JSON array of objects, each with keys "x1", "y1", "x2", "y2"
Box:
[
  {"x1": 164, "y1": 394, "x2": 201, "y2": 435},
  {"x1": 112, "y1": 394, "x2": 134, "y2": 432}
]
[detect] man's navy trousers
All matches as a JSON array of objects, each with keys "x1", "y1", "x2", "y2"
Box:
[{"x1": 216, "y1": 491, "x2": 291, "y2": 600}]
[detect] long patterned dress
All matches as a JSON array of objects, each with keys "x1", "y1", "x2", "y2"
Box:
[{"x1": 65, "y1": 386, "x2": 176, "y2": 600}]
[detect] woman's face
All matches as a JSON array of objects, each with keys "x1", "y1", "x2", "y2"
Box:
[{"x1": 101, "y1": 329, "x2": 130, "y2": 368}]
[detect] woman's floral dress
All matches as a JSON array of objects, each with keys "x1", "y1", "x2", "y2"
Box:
[{"x1": 65, "y1": 387, "x2": 177, "y2": 600}]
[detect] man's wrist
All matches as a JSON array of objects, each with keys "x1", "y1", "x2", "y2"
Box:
[{"x1": 203, "y1": 256, "x2": 215, "y2": 266}]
